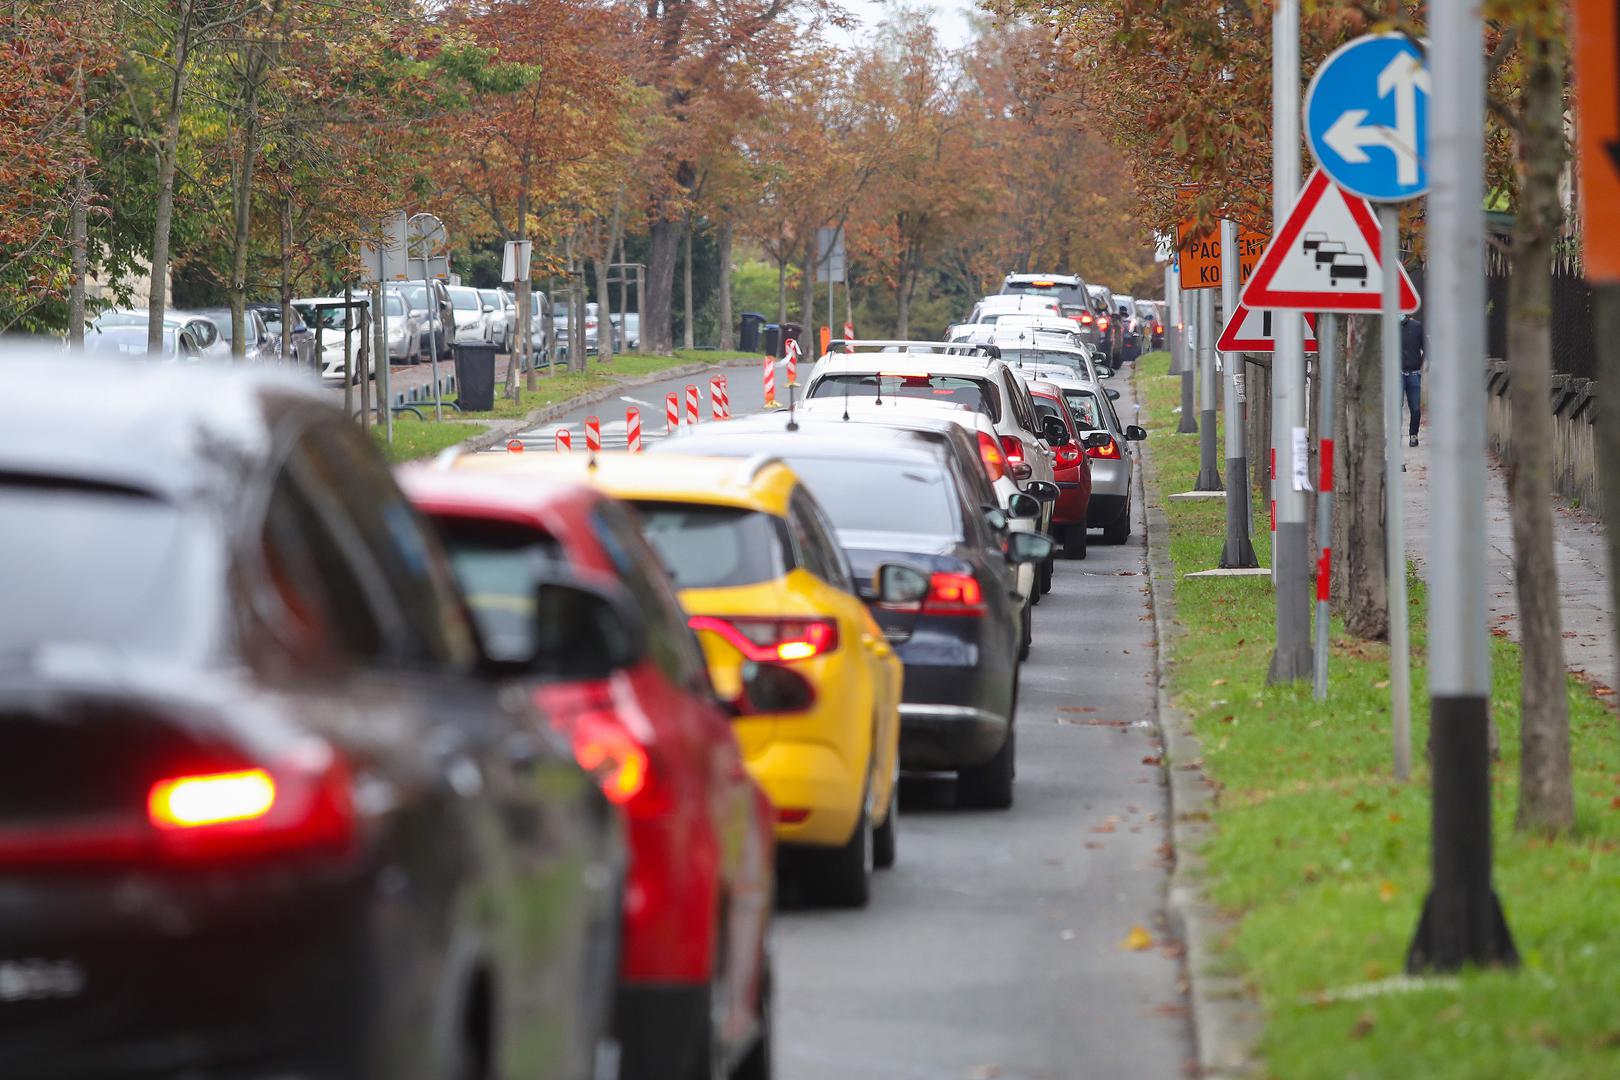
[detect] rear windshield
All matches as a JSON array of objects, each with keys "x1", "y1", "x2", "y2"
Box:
[
  {"x1": 631, "y1": 502, "x2": 786, "y2": 589},
  {"x1": 435, "y1": 518, "x2": 565, "y2": 662},
  {"x1": 0, "y1": 479, "x2": 215, "y2": 660},
  {"x1": 808, "y1": 373, "x2": 1000, "y2": 423},
  {"x1": 1001, "y1": 281, "x2": 1087, "y2": 308},
  {"x1": 780, "y1": 456, "x2": 960, "y2": 539},
  {"x1": 999, "y1": 349, "x2": 1086, "y2": 375},
  {"x1": 1062, "y1": 389, "x2": 1103, "y2": 430}
]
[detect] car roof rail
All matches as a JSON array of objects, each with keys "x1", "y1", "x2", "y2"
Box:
[{"x1": 825, "y1": 339, "x2": 1001, "y2": 359}]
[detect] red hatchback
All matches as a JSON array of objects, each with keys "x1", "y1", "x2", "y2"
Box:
[
  {"x1": 1029, "y1": 381, "x2": 1094, "y2": 559},
  {"x1": 400, "y1": 469, "x2": 777, "y2": 1080}
]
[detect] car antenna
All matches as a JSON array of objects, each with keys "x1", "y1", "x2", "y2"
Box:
[
  {"x1": 786, "y1": 383, "x2": 799, "y2": 431},
  {"x1": 842, "y1": 385, "x2": 850, "y2": 422}
]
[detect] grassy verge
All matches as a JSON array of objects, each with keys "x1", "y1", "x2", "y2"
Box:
[
  {"x1": 447, "y1": 350, "x2": 753, "y2": 420},
  {"x1": 1138, "y1": 351, "x2": 1620, "y2": 1077},
  {"x1": 370, "y1": 416, "x2": 487, "y2": 464}
]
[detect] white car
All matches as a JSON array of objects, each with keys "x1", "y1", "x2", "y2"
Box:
[
  {"x1": 84, "y1": 311, "x2": 207, "y2": 362},
  {"x1": 478, "y1": 288, "x2": 516, "y2": 351},
  {"x1": 446, "y1": 286, "x2": 490, "y2": 345},
  {"x1": 293, "y1": 296, "x2": 378, "y2": 383},
  {"x1": 962, "y1": 294, "x2": 1063, "y2": 327}
]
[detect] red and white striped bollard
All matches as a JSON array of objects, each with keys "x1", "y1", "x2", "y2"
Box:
[
  {"x1": 584, "y1": 415, "x2": 601, "y2": 453},
  {"x1": 666, "y1": 392, "x2": 680, "y2": 433},
  {"x1": 710, "y1": 376, "x2": 724, "y2": 421},
  {"x1": 626, "y1": 407, "x2": 642, "y2": 453},
  {"x1": 506, "y1": 438, "x2": 524, "y2": 453},
  {"x1": 763, "y1": 354, "x2": 778, "y2": 409},
  {"x1": 555, "y1": 428, "x2": 572, "y2": 453},
  {"x1": 684, "y1": 383, "x2": 700, "y2": 426}
]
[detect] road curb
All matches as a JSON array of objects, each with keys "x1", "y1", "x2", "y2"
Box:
[
  {"x1": 454, "y1": 359, "x2": 754, "y2": 456},
  {"x1": 1134, "y1": 366, "x2": 1264, "y2": 1080}
]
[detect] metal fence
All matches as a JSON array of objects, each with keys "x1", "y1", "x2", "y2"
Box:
[{"x1": 1408, "y1": 259, "x2": 1597, "y2": 379}]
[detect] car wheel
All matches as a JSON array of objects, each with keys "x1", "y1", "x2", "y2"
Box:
[
  {"x1": 812, "y1": 786, "x2": 872, "y2": 908},
  {"x1": 1040, "y1": 556, "x2": 1054, "y2": 594},
  {"x1": 958, "y1": 719, "x2": 1015, "y2": 809},
  {"x1": 871, "y1": 772, "x2": 897, "y2": 870},
  {"x1": 731, "y1": 954, "x2": 773, "y2": 1080},
  {"x1": 1063, "y1": 524, "x2": 1088, "y2": 560},
  {"x1": 1104, "y1": 500, "x2": 1132, "y2": 544},
  {"x1": 1018, "y1": 602, "x2": 1031, "y2": 662}
]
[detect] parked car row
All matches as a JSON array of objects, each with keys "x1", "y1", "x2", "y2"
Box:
[{"x1": 949, "y1": 272, "x2": 1164, "y2": 369}]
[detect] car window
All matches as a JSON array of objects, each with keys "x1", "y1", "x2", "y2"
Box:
[
  {"x1": 448, "y1": 288, "x2": 481, "y2": 311},
  {"x1": 1002, "y1": 370, "x2": 1039, "y2": 433},
  {"x1": 630, "y1": 501, "x2": 788, "y2": 589},
  {"x1": 786, "y1": 488, "x2": 852, "y2": 591},
  {"x1": 433, "y1": 517, "x2": 567, "y2": 664},
  {"x1": 808, "y1": 373, "x2": 1001, "y2": 423},
  {"x1": 0, "y1": 476, "x2": 221, "y2": 662},
  {"x1": 1062, "y1": 389, "x2": 1103, "y2": 430},
  {"x1": 592, "y1": 500, "x2": 711, "y2": 690},
  {"x1": 775, "y1": 456, "x2": 961, "y2": 541},
  {"x1": 298, "y1": 422, "x2": 479, "y2": 672}
]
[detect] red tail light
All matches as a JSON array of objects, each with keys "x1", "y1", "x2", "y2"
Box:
[
  {"x1": 1078, "y1": 313, "x2": 1094, "y2": 325},
  {"x1": 570, "y1": 710, "x2": 657, "y2": 811},
  {"x1": 977, "y1": 430, "x2": 1007, "y2": 481},
  {"x1": 687, "y1": 615, "x2": 839, "y2": 662},
  {"x1": 999, "y1": 434, "x2": 1025, "y2": 463},
  {"x1": 1153, "y1": 322, "x2": 1164, "y2": 334},
  {"x1": 1098, "y1": 316, "x2": 1111, "y2": 332},
  {"x1": 1056, "y1": 444, "x2": 1083, "y2": 467},
  {"x1": 924, "y1": 572, "x2": 986, "y2": 616},
  {"x1": 1086, "y1": 435, "x2": 1122, "y2": 460},
  {"x1": 149, "y1": 770, "x2": 276, "y2": 830}
]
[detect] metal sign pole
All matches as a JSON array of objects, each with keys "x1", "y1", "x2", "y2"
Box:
[
  {"x1": 1220, "y1": 219, "x2": 1258, "y2": 567},
  {"x1": 1381, "y1": 205, "x2": 1412, "y2": 778},
  {"x1": 1312, "y1": 312, "x2": 1337, "y2": 698},
  {"x1": 1166, "y1": 267, "x2": 1183, "y2": 374},
  {"x1": 1178, "y1": 278, "x2": 1198, "y2": 433},
  {"x1": 1406, "y1": 1, "x2": 1517, "y2": 973},
  {"x1": 1196, "y1": 286, "x2": 1222, "y2": 488},
  {"x1": 1268, "y1": 0, "x2": 1313, "y2": 683}
]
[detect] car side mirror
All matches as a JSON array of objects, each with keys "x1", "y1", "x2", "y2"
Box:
[
  {"x1": 1105, "y1": 388, "x2": 1121, "y2": 401},
  {"x1": 861, "y1": 563, "x2": 930, "y2": 608},
  {"x1": 1009, "y1": 461, "x2": 1033, "y2": 482},
  {"x1": 1083, "y1": 431, "x2": 1112, "y2": 449},
  {"x1": 726, "y1": 661, "x2": 815, "y2": 716},
  {"x1": 1097, "y1": 365, "x2": 1115, "y2": 379},
  {"x1": 984, "y1": 507, "x2": 1009, "y2": 533},
  {"x1": 1006, "y1": 531, "x2": 1055, "y2": 564},
  {"x1": 523, "y1": 579, "x2": 644, "y2": 679},
  {"x1": 1007, "y1": 492, "x2": 1041, "y2": 519},
  {"x1": 1024, "y1": 481, "x2": 1059, "y2": 504},
  {"x1": 1039, "y1": 415, "x2": 1070, "y2": 446},
  {"x1": 1125, "y1": 425, "x2": 1148, "y2": 441},
  {"x1": 482, "y1": 305, "x2": 495, "y2": 313}
]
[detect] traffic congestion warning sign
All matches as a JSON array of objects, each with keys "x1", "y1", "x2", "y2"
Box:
[
  {"x1": 1574, "y1": 0, "x2": 1620, "y2": 281},
  {"x1": 1178, "y1": 221, "x2": 1268, "y2": 290},
  {"x1": 1216, "y1": 304, "x2": 1320, "y2": 354},
  {"x1": 1240, "y1": 168, "x2": 1419, "y2": 313}
]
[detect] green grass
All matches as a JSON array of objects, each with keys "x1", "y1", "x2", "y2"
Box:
[
  {"x1": 447, "y1": 350, "x2": 752, "y2": 419},
  {"x1": 1138, "y1": 350, "x2": 1620, "y2": 1078},
  {"x1": 369, "y1": 416, "x2": 487, "y2": 464}
]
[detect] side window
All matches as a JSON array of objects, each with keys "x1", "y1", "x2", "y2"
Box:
[
  {"x1": 299, "y1": 422, "x2": 479, "y2": 672},
  {"x1": 592, "y1": 500, "x2": 710, "y2": 690},
  {"x1": 1003, "y1": 371, "x2": 1036, "y2": 433},
  {"x1": 788, "y1": 489, "x2": 851, "y2": 592}
]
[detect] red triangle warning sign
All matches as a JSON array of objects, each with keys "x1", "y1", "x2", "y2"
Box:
[
  {"x1": 1240, "y1": 168, "x2": 1420, "y2": 314},
  {"x1": 1217, "y1": 304, "x2": 1320, "y2": 354}
]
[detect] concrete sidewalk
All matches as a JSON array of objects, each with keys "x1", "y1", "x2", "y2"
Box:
[{"x1": 1401, "y1": 435, "x2": 1614, "y2": 690}]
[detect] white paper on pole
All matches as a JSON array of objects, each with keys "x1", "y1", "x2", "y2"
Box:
[{"x1": 1291, "y1": 426, "x2": 1313, "y2": 491}]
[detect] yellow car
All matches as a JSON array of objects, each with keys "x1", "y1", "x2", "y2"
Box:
[{"x1": 453, "y1": 452, "x2": 904, "y2": 907}]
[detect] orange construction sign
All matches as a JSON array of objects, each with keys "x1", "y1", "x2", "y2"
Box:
[
  {"x1": 1178, "y1": 221, "x2": 1268, "y2": 290},
  {"x1": 1575, "y1": 0, "x2": 1620, "y2": 281}
]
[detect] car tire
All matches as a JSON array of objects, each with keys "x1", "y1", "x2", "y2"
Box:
[
  {"x1": 872, "y1": 775, "x2": 897, "y2": 870},
  {"x1": 1018, "y1": 602, "x2": 1031, "y2": 661},
  {"x1": 1063, "y1": 524, "x2": 1088, "y2": 560},
  {"x1": 731, "y1": 955, "x2": 773, "y2": 1080},
  {"x1": 958, "y1": 718, "x2": 1015, "y2": 810},
  {"x1": 1104, "y1": 500, "x2": 1132, "y2": 545},
  {"x1": 813, "y1": 789, "x2": 872, "y2": 908},
  {"x1": 1040, "y1": 556, "x2": 1054, "y2": 594}
]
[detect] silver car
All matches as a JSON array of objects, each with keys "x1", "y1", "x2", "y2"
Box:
[{"x1": 1033, "y1": 368, "x2": 1145, "y2": 544}]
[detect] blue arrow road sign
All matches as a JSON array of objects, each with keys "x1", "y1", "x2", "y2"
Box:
[{"x1": 1305, "y1": 34, "x2": 1429, "y2": 202}]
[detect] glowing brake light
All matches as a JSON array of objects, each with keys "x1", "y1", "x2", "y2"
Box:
[
  {"x1": 149, "y1": 770, "x2": 276, "y2": 830},
  {"x1": 977, "y1": 430, "x2": 1006, "y2": 480},
  {"x1": 999, "y1": 434, "x2": 1025, "y2": 463},
  {"x1": 688, "y1": 615, "x2": 839, "y2": 663},
  {"x1": 1056, "y1": 444, "x2": 1083, "y2": 467},
  {"x1": 1098, "y1": 316, "x2": 1111, "y2": 332},
  {"x1": 1078, "y1": 313, "x2": 1094, "y2": 325},
  {"x1": 1085, "y1": 435, "x2": 1122, "y2": 460},
  {"x1": 1153, "y1": 322, "x2": 1164, "y2": 334},
  {"x1": 571, "y1": 713, "x2": 650, "y2": 807},
  {"x1": 1031, "y1": 280, "x2": 1054, "y2": 287},
  {"x1": 924, "y1": 572, "x2": 985, "y2": 616}
]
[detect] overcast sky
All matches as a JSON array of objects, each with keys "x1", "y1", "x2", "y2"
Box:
[{"x1": 834, "y1": 0, "x2": 978, "y2": 50}]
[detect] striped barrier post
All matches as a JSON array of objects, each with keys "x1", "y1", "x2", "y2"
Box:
[
  {"x1": 555, "y1": 428, "x2": 572, "y2": 453},
  {"x1": 719, "y1": 376, "x2": 730, "y2": 419},
  {"x1": 763, "y1": 354, "x2": 778, "y2": 409},
  {"x1": 505, "y1": 438, "x2": 524, "y2": 453},
  {"x1": 666, "y1": 392, "x2": 680, "y2": 433},
  {"x1": 626, "y1": 408, "x2": 642, "y2": 453},
  {"x1": 710, "y1": 376, "x2": 725, "y2": 421},
  {"x1": 685, "y1": 384, "x2": 700, "y2": 426},
  {"x1": 585, "y1": 415, "x2": 601, "y2": 453},
  {"x1": 785, "y1": 338, "x2": 800, "y2": 386}
]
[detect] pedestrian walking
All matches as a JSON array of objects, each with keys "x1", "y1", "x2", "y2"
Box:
[{"x1": 1401, "y1": 313, "x2": 1425, "y2": 446}]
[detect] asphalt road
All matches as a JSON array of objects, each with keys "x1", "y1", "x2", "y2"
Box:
[{"x1": 524, "y1": 360, "x2": 1192, "y2": 1078}]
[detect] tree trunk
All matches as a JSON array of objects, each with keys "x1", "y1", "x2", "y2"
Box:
[
  {"x1": 682, "y1": 215, "x2": 695, "y2": 351},
  {"x1": 800, "y1": 233, "x2": 816, "y2": 344},
  {"x1": 229, "y1": 101, "x2": 260, "y2": 360},
  {"x1": 594, "y1": 247, "x2": 614, "y2": 365},
  {"x1": 895, "y1": 261, "x2": 914, "y2": 340},
  {"x1": 644, "y1": 217, "x2": 678, "y2": 355},
  {"x1": 775, "y1": 249, "x2": 787, "y2": 326},
  {"x1": 717, "y1": 221, "x2": 734, "y2": 350},
  {"x1": 1247, "y1": 357, "x2": 1271, "y2": 522},
  {"x1": 572, "y1": 256, "x2": 588, "y2": 373},
  {"x1": 1342, "y1": 314, "x2": 1389, "y2": 639},
  {"x1": 68, "y1": 62, "x2": 88, "y2": 350},
  {"x1": 1509, "y1": 26, "x2": 1574, "y2": 834},
  {"x1": 147, "y1": 3, "x2": 195, "y2": 356}
]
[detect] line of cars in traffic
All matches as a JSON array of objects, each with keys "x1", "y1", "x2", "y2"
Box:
[{"x1": 4, "y1": 269, "x2": 1149, "y2": 1079}]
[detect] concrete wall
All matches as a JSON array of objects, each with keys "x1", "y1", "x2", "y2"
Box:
[{"x1": 1485, "y1": 360, "x2": 1600, "y2": 517}]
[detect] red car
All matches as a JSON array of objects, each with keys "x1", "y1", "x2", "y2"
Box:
[
  {"x1": 1029, "y1": 380, "x2": 1094, "y2": 559},
  {"x1": 400, "y1": 468, "x2": 777, "y2": 1080}
]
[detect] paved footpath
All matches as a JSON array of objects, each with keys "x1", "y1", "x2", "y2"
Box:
[{"x1": 1401, "y1": 437, "x2": 1615, "y2": 690}]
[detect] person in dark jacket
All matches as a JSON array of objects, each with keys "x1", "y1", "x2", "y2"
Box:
[{"x1": 1401, "y1": 314, "x2": 1425, "y2": 446}]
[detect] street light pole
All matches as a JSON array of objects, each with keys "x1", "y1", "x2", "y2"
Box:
[
  {"x1": 1406, "y1": 0, "x2": 1517, "y2": 973},
  {"x1": 1219, "y1": 219, "x2": 1258, "y2": 568},
  {"x1": 1268, "y1": 0, "x2": 1313, "y2": 684}
]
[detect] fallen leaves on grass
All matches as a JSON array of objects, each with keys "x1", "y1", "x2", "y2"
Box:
[
  {"x1": 1120, "y1": 925, "x2": 1154, "y2": 950},
  {"x1": 1350, "y1": 1011, "x2": 1378, "y2": 1039},
  {"x1": 1378, "y1": 880, "x2": 1398, "y2": 903}
]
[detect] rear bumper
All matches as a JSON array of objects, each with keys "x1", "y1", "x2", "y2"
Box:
[
  {"x1": 744, "y1": 739, "x2": 863, "y2": 848},
  {"x1": 616, "y1": 983, "x2": 706, "y2": 1080},
  {"x1": 898, "y1": 703, "x2": 1009, "y2": 770},
  {"x1": 1052, "y1": 479, "x2": 1089, "y2": 525},
  {"x1": 1087, "y1": 490, "x2": 1129, "y2": 527}
]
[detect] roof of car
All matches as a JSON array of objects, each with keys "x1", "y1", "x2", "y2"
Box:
[
  {"x1": 660, "y1": 408, "x2": 961, "y2": 453},
  {"x1": 449, "y1": 450, "x2": 800, "y2": 515},
  {"x1": 977, "y1": 294, "x2": 1061, "y2": 312},
  {"x1": 0, "y1": 356, "x2": 327, "y2": 502},
  {"x1": 1003, "y1": 273, "x2": 1081, "y2": 286},
  {"x1": 809, "y1": 351, "x2": 1000, "y2": 378}
]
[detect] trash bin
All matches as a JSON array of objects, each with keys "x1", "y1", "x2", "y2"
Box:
[
  {"x1": 739, "y1": 312, "x2": 766, "y2": 353},
  {"x1": 453, "y1": 342, "x2": 498, "y2": 411},
  {"x1": 781, "y1": 322, "x2": 804, "y2": 352},
  {"x1": 762, "y1": 323, "x2": 783, "y2": 357}
]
